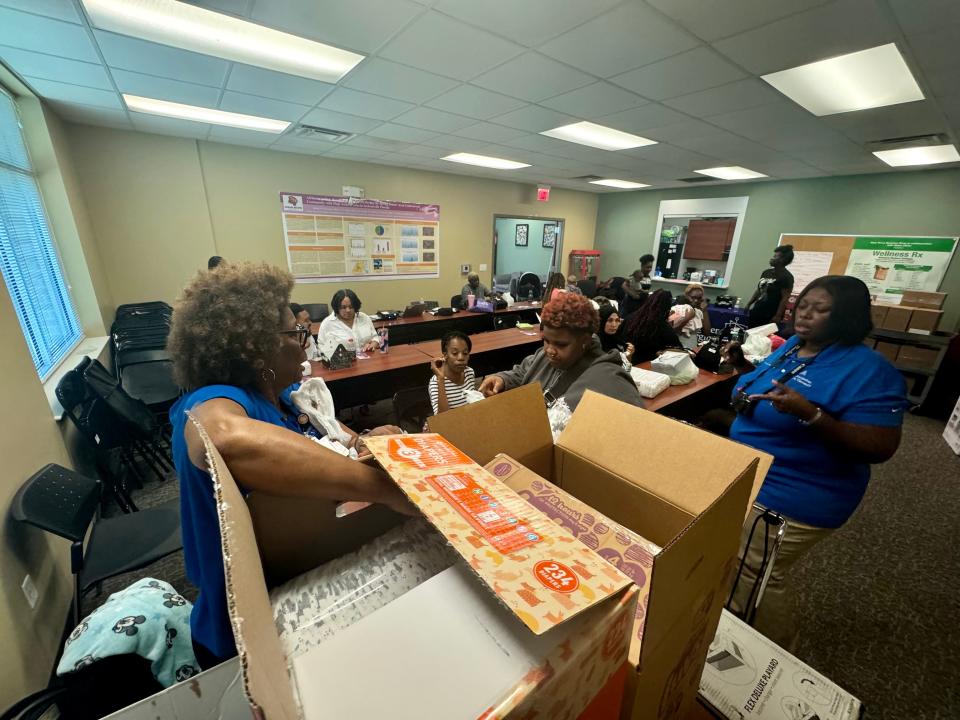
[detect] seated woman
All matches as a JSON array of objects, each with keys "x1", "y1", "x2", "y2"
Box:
[
  {"x1": 541, "y1": 272, "x2": 567, "y2": 303},
  {"x1": 728, "y1": 275, "x2": 906, "y2": 647},
  {"x1": 317, "y1": 289, "x2": 380, "y2": 355},
  {"x1": 428, "y1": 331, "x2": 475, "y2": 414},
  {"x1": 289, "y1": 302, "x2": 321, "y2": 360},
  {"x1": 670, "y1": 283, "x2": 712, "y2": 349},
  {"x1": 621, "y1": 289, "x2": 683, "y2": 363},
  {"x1": 479, "y1": 293, "x2": 642, "y2": 412},
  {"x1": 597, "y1": 304, "x2": 635, "y2": 371},
  {"x1": 167, "y1": 263, "x2": 409, "y2": 670}
]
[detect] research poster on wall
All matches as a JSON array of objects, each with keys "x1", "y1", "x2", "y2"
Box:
[
  {"x1": 279, "y1": 192, "x2": 440, "y2": 282},
  {"x1": 844, "y1": 236, "x2": 956, "y2": 303}
]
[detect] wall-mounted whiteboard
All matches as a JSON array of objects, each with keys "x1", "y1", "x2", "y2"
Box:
[{"x1": 279, "y1": 192, "x2": 440, "y2": 283}]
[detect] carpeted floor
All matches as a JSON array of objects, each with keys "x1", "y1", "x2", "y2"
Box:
[{"x1": 90, "y1": 410, "x2": 959, "y2": 718}]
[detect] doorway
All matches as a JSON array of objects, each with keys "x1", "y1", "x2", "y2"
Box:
[{"x1": 492, "y1": 215, "x2": 564, "y2": 292}]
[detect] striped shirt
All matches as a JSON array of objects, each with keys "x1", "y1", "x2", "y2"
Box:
[{"x1": 428, "y1": 367, "x2": 476, "y2": 414}]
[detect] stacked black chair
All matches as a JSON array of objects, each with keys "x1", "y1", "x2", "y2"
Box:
[
  {"x1": 302, "y1": 302, "x2": 329, "y2": 321},
  {"x1": 110, "y1": 301, "x2": 180, "y2": 418}
]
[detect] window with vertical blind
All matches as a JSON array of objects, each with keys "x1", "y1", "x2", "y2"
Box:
[{"x1": 0, "y1": 88, "x2": 82, "y2": 379}]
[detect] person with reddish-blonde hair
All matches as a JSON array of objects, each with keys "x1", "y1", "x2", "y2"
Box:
[{"x1": 479, "y1": 292, "x2": 642, "y2": 411}]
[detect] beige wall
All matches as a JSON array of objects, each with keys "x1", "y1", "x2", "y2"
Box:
[{"x1": 63, "y1": 123, "x2": 599, "y2": 311}]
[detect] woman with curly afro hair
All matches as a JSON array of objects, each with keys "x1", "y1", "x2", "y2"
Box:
[
  {"x1": 479, "y1": 292, "x2": 642, "y2": 412},
  {"x1": 167, "y1": 262, "x2": 410, "y2": 669}
]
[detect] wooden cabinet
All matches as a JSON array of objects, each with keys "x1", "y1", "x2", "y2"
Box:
[{"x1": 683, "y1": 218, "x2": 736, "y2": 261}]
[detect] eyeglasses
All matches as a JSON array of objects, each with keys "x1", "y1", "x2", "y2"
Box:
[{"x1": 279, "y1": 324, "x2": 310, "y2": 349}]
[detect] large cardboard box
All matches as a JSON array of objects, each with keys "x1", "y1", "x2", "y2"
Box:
[
  {"x1": 901, "y1": 290, "x2": 947, "y2": 310},
  {"x1": 874, "y1": 341, "x2": 900, "y2": 363},
  {"x1": 906, "y1": 307, "x2": 942, "y2": 333},
  {"x1": 895, "y1": 345, "x2": 939, "y2": 369},
  {"x1": 428, "y1": 386, "x2": 773, "y2": 720},
  {"x1": 196, "y1": 415, "x2": 638, "y2": 720},
  {"x1": 698, "y1": 610, "x2": 863, "y2": 719},
  {"x1": 869, "y1": 304, "x2": 888, "y2": 328},
  {"x1": 881, "y1": 306, "x2": 912, "y2": 331}
]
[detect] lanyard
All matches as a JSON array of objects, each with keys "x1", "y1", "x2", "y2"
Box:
[{"x1": 737, "y1": 345, "x2": 814, "y2": 395}]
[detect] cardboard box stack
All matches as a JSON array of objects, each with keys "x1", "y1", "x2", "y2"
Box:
[
  {"x1": 872, "y1": 290, "x2": 946, "y2": 334},
  {"x1": 428, "y1": 385, "x2": 773, "y2": 720}
]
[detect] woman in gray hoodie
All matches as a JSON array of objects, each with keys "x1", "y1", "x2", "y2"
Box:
[{"x1": 479, "y1": 292, "x2": 643, "y2": 411}]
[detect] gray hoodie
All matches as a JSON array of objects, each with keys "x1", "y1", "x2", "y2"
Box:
[{"x1": 496, "y1": 336, "x2": 643, "y2": 411}]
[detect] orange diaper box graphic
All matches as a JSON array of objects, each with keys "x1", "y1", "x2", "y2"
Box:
[{"x1": 197, "y1": 412, "x2": 638, "y2": 720}]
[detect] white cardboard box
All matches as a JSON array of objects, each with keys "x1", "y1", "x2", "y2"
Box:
[
  {"x1": 943, "y1": 395, "x2": 960, "y2": 455},
  {"x1": 698, "y1": 610, "x2": 862, "y2": 720}
]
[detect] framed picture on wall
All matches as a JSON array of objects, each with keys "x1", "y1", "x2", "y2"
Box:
[
  {"x1": 515, "y1": 224, "x2": 529, "y2": 246},
  {"x1": 542, "y1": 223, "x2": 557, "y2": 248}
]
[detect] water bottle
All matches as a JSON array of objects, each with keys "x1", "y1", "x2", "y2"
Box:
[{"x1": 378, "y1": 327, "x2": 389, "y2": 353}]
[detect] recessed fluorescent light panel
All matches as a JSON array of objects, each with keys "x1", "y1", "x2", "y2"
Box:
[
  {"x1": 123, "y1": 95, "x2": 290, "y2": 133},
  {"x1": 694, "y1": 166, "x2": 767, "y2": 181},
  {"x1": 541, "y1": 121, "x2": 656, "y2": 151},
  {"x1": 589, "y1": 179, "x2": 649, "y2": 189},
  {"x1": 83, "y1": 0, "x2": 364, "y2": 83},
  {"x1": 762, "y1": 43, "x2": 923, "y2": 116},
  {"x1": 873, "y1": 144, "x2": 960, "y2": 167},
  {"x1": 441, "y1": 153, "x2": 530, "y2": 170}
]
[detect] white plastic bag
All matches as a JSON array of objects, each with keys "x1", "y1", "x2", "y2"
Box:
[
  {"x1": 651, "y1": 351, "x2": 698, "y2": 385},
  {"x1": 630, "y1": 367, "x2": 671, "y2": 398},
  {"x1": 742, "y1": 333, "x2": 772, "y2": 359}
]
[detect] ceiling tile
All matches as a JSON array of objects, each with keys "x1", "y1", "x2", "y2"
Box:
[
  {"x1": 342, "y1": 58, "x2": 458, "y2": 104},
  {"x1": 712, "y1": 0, "x2": 900, "y2": 75},
  {"x1": 905, "y1": 25, "x2": 960, "y2": 80},
  {"x1": 425, "y1": 85, "x2": 526, "y2": 120},
  {"x1": 393, "y1": 143, "x2": 447, "y2": 158},
  {"x1": 298, "y1": 107, "x2": 382, "y2": 134},
  {"x1": 471, "y1": 52, "x2": 594, "y2": 103},
  {"x1": 938, "y1": 94, "x2": 960, "y2": 127},
  {"x1": 642, "y1": 118, "x2": 726, "y2": 143},
  {"x1": 663, "y1": 78, "x2": 783, "y2": 117},
  {"x1": 317, "y1": 87, "x2": 414, "y2": 121},
  {"x1": 187, "y1": 1, "x2": 251, "y2": 16},
  {"x1": 207, "y1": 125, "x2": 275, "y2": 147},
  {"x1": 219, "y1": 91, "x2": 310, "y2": 122},
  {"x1": 367, "y1": 122, "x2": 439, "y2": 143},
  {"x1": 227, "y1": 64, "x2": 333, "y2": 106},
  {"x1": 0, "y1": 0, "x2": 81, "y2": 23},
  {"x1": 622, "y1": 142, "x2": 724, "y2": 171},
  {"x1": 324, "y1": 145, "x2": 388, "y2": 161},
  {"x1": 269, "y1": 135, "x2": 339, "y2": 155},
  {"x1": 417, "y1": 134, "x2": 489, "y2": 152},
  {"x1": 490, "y1": 104, "x2": 577, "y2": 132},
  {"x1": 94, "y1": 30, "x2": 229, "y2": 87},
  {"x1": 888, "y1": 0, "x2": 960, "y2": 37},
  {"x1": 647, "y1": 0, "x2": 832, "y2": 43},
  {"x1": 540, "y1": 82, "x2": 648, "y2": 118},
  {"x1": 611, "y1": 47, "x2": 746, "y2": 100},
  {"x1": 344, "y1": 134, "x2": 412, "y2": 151},
  {"x1": 131, "y1": 114, "x2": 211, "y2": 140},
  {"x1": 0, "y1": 47, "x2": 112, "y2": 90},
  {"x1": 432, "y1": 0, "x2": 621, "y2": 46},
  {"x1": 0, "y1": 7, "x2": 98, "y2": 62},
  {"x1": 249, "y1": 0, "x2": 423, "y2": 55},
  {"x1": 392, "y1": 106, "x2": 475, "y2": 132},
  {"x1": 707, "y1": 103, "x2": 854, "y2": 152},
  {"x1": 49, "y1": 101, "x2": 132, "y2": 129},
  {"x1": 599, "y1": 104, "x2": 691, "y2": 134},
  {"x1": 380, "y1": 11, "x2": 525, "y2": 81},
  {"x1": 539, "y1": 2, "x2": 700, "y2": 78},
  {"x1": 452, "y1": 122, "x2": 528, "y2": 143},
  {"x1": 25, "y1": 77, "x2": 122, "y2": 109},
  {"x1": 821, "y1": 100, "x2": 949, "y2": 144},
  {"x1": 500, "y1": 131, "x2": 587, "y2": 156},
  {"x1": 112, "y1": 69, "x2": 222, "y2": 107}
]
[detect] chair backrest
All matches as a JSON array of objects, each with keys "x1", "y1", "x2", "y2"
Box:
[
  {"x1": 393, "y1": 387, "x2": 433, "y2": 433},
  {"x1": 56, "y1": 357, "x2": 94, "y2": 418},
  {"x1": 302, "y1": 303, "x2": 329, "y2": 321},
  {"x1": 116, "y1": 348, "x2": 171, "y2": 371},
  {"x1": 516, "y1": 272, "x2": 542, "y2": 301},
  {"x1": 450, "y1": 294, "x2": 464, "y2": 310},
  {"x1": 11, "y1": 463, "x2": 100, "y2": 543},
  {"x1": 84, "y1": 359, "x2": 157, "y2": 433},
  {"x1": 494, "y1": 314, "x2": 519, "y2": 330}
]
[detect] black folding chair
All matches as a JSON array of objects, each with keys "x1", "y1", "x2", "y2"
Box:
[
  {"x1": 726, "y1": 504, "x2": 788, "y2": 625},
  {"x1": 393, "y1": 387, "x2": 433, "y2": 433},
  {"x1": 302, "y1": 302, "x2": 329, "y2": 321},
  {"x1": 11, "y1": 463, "x2": 182, "y2": 627}
]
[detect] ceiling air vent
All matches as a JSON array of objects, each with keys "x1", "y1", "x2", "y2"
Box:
[
  {"x1": 571, "y1": 175, "x2": 603, "y2": 182},
  {"x1": 293, "y1": 124, "x2": 354, "y2": 142},
  {"x1": 678, "y1": 176, "x2": 714, "y2": 183},
  {"x1": 865, "y1": 133, "x2": 948, "y2": 151}
]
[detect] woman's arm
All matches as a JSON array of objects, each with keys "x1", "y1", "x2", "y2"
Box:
[
  {"x1": 700, "y1": 305, "x2": 711, "y2": 334},
  {"x1": 185, "y1": 398, "x2": 411, "y2": 512},
  {"x1": 749, "y1": 381, "x2": 902, "y2": 463},
  {"x1": 773, "y1": 287, "x2": 791, "y2": 323}
]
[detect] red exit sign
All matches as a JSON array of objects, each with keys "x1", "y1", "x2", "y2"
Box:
[{"x1": 537, "y1": 184, "x2": 551, "y2": 202}]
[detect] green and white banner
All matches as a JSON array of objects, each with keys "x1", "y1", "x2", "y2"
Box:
[{"x1": 844, "y1": 236, "x2": 956, "y2": 303}]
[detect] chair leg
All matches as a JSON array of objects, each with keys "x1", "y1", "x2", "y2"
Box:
[
  {"x1": 73, "y1": 576, "x2": 81, "y2": 628},
  {"x1": 134, "y1": 439, "x2": 167, "y2": 482}
]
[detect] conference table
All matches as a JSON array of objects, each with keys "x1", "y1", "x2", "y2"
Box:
[
  {"x1": 311, "y1": 325, "x2": 738, "y2": 420},
  {"x1": 372, "y1": 302, "x2": 542, "y2": 345}
]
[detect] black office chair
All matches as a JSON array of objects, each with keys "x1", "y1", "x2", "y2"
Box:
[
  {"x1": 393, "y1": 387, "x2": 433, "y2": 433},
  {"x1": 115, "y1": 348, "x2": 181, "y2": 416},
  {"x1": 10, "y1": 463, "x2": 182, "y2": 627},
  {"x1": 302, "y1": 303, "x2": 329, "y2": 321},
  {"x1": 450, "y1": 294, "x2": 464, "y2": 311}
]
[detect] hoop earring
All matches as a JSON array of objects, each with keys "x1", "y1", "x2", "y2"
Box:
[{"x1": 260, "y1": 367, "x2": 276, "y2": 384}]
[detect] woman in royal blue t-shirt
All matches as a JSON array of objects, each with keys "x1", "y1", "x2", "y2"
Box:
[
  {"x1": 167, "y1": 262, "x2": 410, "y2": 669},
  {"x1": 728, "y1": 275, "x2": 906, "y2": 638}
]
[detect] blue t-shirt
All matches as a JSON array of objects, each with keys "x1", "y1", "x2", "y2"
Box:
[
  {"x1": 730, "y1": 336, "x2": 906, "y2": 528},
  {"x1": 170, "y1": 383, "x2": 318, "y2": 660}
]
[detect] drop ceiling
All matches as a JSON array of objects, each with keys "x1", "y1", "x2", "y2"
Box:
[{"x1": 0, "y1": 0, "x2": 958, "y2": 192}]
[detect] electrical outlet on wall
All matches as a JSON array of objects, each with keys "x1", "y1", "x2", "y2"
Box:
[
  {"x1": 460, "y1": 264, "x2": 470, "y2": 273},
  {"x1": 21, "y1": 574, "x2": 38, "y2": 609}
]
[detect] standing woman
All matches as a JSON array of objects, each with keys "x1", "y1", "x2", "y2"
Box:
[
  {"x1": 728, "y1": 275, "x2": 906, "y2": 646},
  {"x1": 745, "y1": 244, "x2": 794, "y2": 328},
  {"x1": 621, "y1": 289, "x2": 682, "y2": 363},
  {"x1": 317, "y1": 289, "x2": 380, "y2": 354}
]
